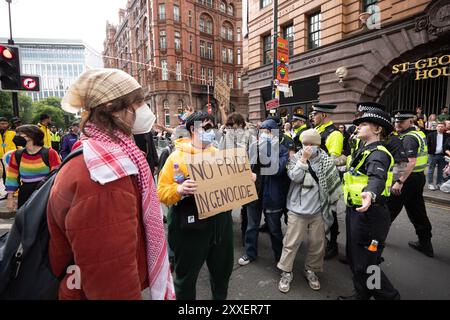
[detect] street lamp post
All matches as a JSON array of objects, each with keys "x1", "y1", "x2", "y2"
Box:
[
  {"x1": 272, "y1": 0, "x2": 278, "y2": 100},
  {"x1": 5, "y1": 0, "x2": 19, "y2": 117}
]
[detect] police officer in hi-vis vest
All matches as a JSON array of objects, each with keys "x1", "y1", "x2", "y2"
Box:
[
  {"x1": 291, "y1": 112, "x2": 309, "y2": 152},
  {"x1": 339, "y1": 109, "x2": 400, "y2": 300},
  {"x1": 388, "y1": 110, "x2": 434, "y2": 257},
  {"x1": 310, "y1": 104, "x2": 345, "y2": 259}
]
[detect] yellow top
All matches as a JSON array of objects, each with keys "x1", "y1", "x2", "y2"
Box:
[
  {"x1": 0, "y1": 130, "x2": 17, "y2": 158},
  {"x1": 315, "y1": 121, "x2": 344, "y2": 157},
  {"x1": 157, "y1": 141, "x2": 215, "y2": 206},
  {"x1": 38, "y1": 123, "x2": 52, "y2": 148}
]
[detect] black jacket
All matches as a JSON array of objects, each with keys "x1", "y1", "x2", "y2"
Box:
[
  {"x1": 134, "y1": 132, "x2": 159, "y2": 175},
  {"x1": 426, "y1": 131, "x2": 449, "y2": 155}
]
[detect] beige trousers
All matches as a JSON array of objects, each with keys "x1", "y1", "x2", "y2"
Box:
[{"x1": 277, "y1": 211, "x2": 325, "y2": 273}]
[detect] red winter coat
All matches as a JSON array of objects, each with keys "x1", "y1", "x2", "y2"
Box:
[{"x1": 47, "y1": 155, "x2": 149, "y2": 299}]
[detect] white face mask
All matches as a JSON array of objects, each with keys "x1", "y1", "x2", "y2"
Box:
[
  {"x1": 132, "y1": 103, "x2": 156, "y2": 134},
  {"x1": 310, "y1": 146, "x2": 319, "y2": 154}
]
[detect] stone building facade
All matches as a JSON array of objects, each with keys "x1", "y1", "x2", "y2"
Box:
[
  {"x1": 244, "y1": 0, "x2": 450, "y2": 123},
  {"x1": 103, "y1": 0, "x2": 248, "y2": 127}
]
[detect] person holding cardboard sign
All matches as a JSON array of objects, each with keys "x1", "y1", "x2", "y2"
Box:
[{"x1": 157, "y1": 111, "x2": 234, "y2": 300}]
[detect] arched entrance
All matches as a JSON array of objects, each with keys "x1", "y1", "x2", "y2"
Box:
[
  {"x1": 372, "y1": 38, "x2": 450, "y2": 116},
  {"x1": 378, "y1": 69, "x2": 449, "y2": 116}
]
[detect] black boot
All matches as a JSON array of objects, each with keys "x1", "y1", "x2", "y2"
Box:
[
  {"x1": 408, "y1": 240, "x2": 434, "y2": 257},
  {"x1": 337, "y1": 292, "x2": 369, "y2": 300},
  {"x1": 324, "y1": 241, "x2": 338, "y2": 260}
]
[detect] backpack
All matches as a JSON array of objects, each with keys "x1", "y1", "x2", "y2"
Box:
[
  {"x1": 0, "y1": 147, "x2": 83, "y2": 300},
  {"x1": 14, "y1": 147, "x2": 50, "y2": 169}
]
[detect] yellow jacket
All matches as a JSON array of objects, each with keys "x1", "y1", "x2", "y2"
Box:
[
  {"x1": 315, "y1": 121, "x2": 344, "y2": 157},
  {"x1": 0, "y1": 130, "x2": 17, "y2": 159},
  {"x1": 38, "y1": 123, "x2": 52, "y2": 148},
  {"x1": 157, "y1": 141, "x2": 215, "y2": 206}
]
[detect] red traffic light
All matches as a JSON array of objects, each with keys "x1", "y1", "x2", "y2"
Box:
[{"x1": 0, "y1": 46, "x2": 14, "y2": 60}]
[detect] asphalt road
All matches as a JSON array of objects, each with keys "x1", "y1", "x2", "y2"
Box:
[
  {"x1": 194, "y1": 201, "x2": 450, "y2": 300},
  {"x1": 1, "y1": 201, "x2": 449, "y2": 300}
]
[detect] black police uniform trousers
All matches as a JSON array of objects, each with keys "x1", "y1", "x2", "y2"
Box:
[
  {"x1": 346, "y1": 203, "x2": 400, "y2": 299},
  {"x1": 388, "y1": 172, "x2": 432, "y2": 242}
]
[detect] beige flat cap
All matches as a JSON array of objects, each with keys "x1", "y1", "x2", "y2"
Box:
[{"x1": 62, "y1": 68, "x2": 141, "y2": 114}]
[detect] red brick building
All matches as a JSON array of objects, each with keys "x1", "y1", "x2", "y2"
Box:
[{"x1": 103, "y1": 0, "x2": 248, "y2": 127}]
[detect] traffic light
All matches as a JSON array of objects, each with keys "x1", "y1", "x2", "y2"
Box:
[{"x1": 0, "y1": 45, "x2": 21, "y2": 91}]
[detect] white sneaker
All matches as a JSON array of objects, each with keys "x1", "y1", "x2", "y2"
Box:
[
  {"x1": 428, "y1": 184, "x2": 437, "y2": 191},
  {"x1": 238, "y1": 255, "x2": 253, "y2": 266},
  {"x1": 278, "y1": 272, "x2": 293, "y2": 293},
  {"x1": 304, "y1": 270, "x2": 320, "y2": 291}
]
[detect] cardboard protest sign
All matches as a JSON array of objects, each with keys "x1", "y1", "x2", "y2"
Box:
[
  {"x1": 214, "y1": 76, "x2": 231, "y2": 108},
  {"x1": 185, "y1": 148, "x2": 258, "y2": 219}
]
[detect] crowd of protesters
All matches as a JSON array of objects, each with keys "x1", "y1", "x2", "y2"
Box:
[{"x1": 2, "y1": 67, "x2": 450, "y2": 301}]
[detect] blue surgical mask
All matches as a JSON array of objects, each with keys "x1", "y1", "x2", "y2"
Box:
[
  {"x1": 259, "y1": 133, "x2": 272, "y2": 142},
  {"x1": 200, "y1": 130, "x2": 216, "y2": 145}
]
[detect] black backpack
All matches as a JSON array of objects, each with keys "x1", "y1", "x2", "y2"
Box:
[
  {"x1": 0, "y1": 147, "x2": 83, "y2": 300},
  {"x1": 14, "y1": 147, "x2": 50, "y2": 169}
]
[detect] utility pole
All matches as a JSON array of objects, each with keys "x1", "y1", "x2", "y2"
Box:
[
  {"x1": 5, "y1": 0, "x2": 19, "y2": 117},
  {"x1": 272, "y1": 0, "x2": 278, "y2": 100}
]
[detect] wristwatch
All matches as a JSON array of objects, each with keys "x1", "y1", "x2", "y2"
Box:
[
  {"x1": 369, "y1": 192, "x2": 377, "y2": 203},
  {"x1": 395, "y1": 179, "x2": 403, "y2": 185}
]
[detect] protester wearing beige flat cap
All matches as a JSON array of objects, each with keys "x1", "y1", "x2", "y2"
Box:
[{"x1": 48, "y1": 68, "x2": 174, "y2": 300}]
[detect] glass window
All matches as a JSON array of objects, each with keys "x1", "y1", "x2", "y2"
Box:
[
  {"x1": 260, "y1": 0, "x2": 272, "y2": 9},
  {"x1": 200, "y1": 40, "x2": 206, "y2": 58},
  {"x1": 175, "y1": 31, "x2": 181, "y2": 51},
  {"x1": 188, "y1": 10, "x2": 192, "y2": 27},
  {"x1": 206, "y1": 20, "x2": 213, "y2": 34},
  {"x1": 227, "y1": 26, "x2": 233, "y2": 41},
  {"x1": 161, "y1": 59, "x2": 168, "y2": 80},
  {"x1": 363, "y1": 0, "x2": 378, "y2": 25},
  {"x1": 228, "y1": 5, "x2": 233, "y2": 16},
  {"x1": 228, "y1": 48, "x2": 233, "y2": 64},
  {"x1": 220, "y1": 2, "x2": 226, "y2": 12},
  {"x1": 222, "y1": 47, "x2": 227, "y2": 63},
  {"x1": 207, "y1": 42, "x2": 213, "y2": 59},
  {"x1": 189, "y1": 35, "x2": 193, "y2": 53},
  {"x1": 221, "y1": 26, "x2": 226, "y2": 39},
  {"x1": 223, "y1": 72, "x2": 227, "y2": 83},
  {"x1": 263, "y1": 35, "x2": 272, "y2": 65},
  {"x1": 237, "y1": 73, "x2": 242, "y2": 89},
  {"x1": 228, "y1": 73, "x2": 233, "y2": 89},
  {"x1": 164, "y1": 109, "x2": 170, "y2": 127},
  {"x1": 201, "y1": 67, "x2": 206, "y2": 85},
  {"x1": 308, "y1": 12, "x2": 321, "y2": 49},
  {"x1": 160, "y1": 30, "x2": 167, "y2": 50},
  {"x1": 237, "y1": 48, "x2": 241, "y2": 64},
  {"x1": 200, "y1": 17, "x2": 205, "y2": 32},
  {"x1": 237, "y1": 27, "x2": 241, "y2": 41},
  {"x1": 208, "y1": 68, "x2": 213, "y2": 86},
  {"x1": 176, "y1": 61, "x2": 182, "y2": 81},
  {"x1": 159, "y1": 4, "x2": 166, "y2": 20},
  {"x1": 174, "y1": 5, "x2": 180, "y2": 22},
  {"x1": 283, "y1": 24, "x2": 294, "y2": 56}
]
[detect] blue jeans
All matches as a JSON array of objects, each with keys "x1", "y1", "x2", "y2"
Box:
[
  {"x1": 427, "y1": 154, "x2": 446, "y2": 186},
  {"x1": 244, "y1": 199, "x2": 283, "y2": 262}
]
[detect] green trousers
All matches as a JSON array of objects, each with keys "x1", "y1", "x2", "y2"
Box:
[{"x1": 168, "y1": 207, "x2": 234, "y2": 300}]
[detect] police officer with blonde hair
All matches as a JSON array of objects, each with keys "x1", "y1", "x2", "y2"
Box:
[
  {"x1": 339, "y1": 109, "x2": 400, "y2": 300},
  {"x1": 388, "y1": 110, "x2": 433, "y2": 257}
]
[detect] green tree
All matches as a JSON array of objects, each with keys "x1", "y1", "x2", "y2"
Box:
[
  {"x1": 0, "y1": 91, "x2": 33, "y2": 122},
  {"x1": 32, "y1": 105, "x2": 66, "y2": 128},
  {"x1": 32, "y1": 97, "x2": 76, "y2": 128}
]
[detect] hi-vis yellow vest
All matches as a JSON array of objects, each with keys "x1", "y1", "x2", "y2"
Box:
[
  {"x1": 400, "y1": 130, "x2": 428, "y2": 172},
  {"x1": 343, "y1": 145, "x2": 394, "y2": 206}
]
